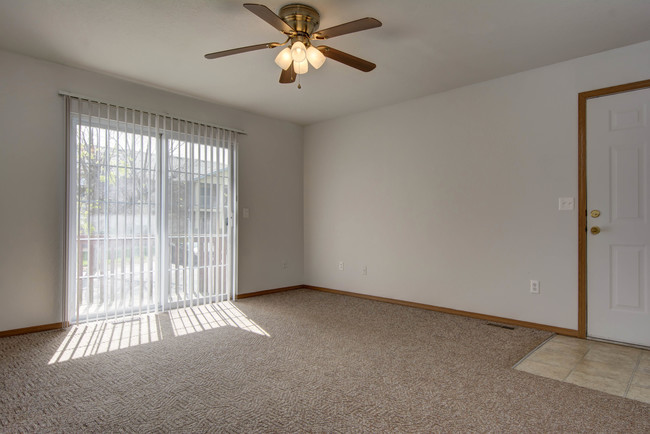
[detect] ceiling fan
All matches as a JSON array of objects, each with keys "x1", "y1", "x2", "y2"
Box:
[{"x1": 204, "y1": 3, "x2": 382, "y2": 86}]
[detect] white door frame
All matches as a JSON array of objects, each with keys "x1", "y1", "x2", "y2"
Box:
[{"x1": 578, "y1": 79, "x2": 650, "y2": 339}]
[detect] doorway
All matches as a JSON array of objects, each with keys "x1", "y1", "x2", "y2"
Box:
[{"x1": 579, "y1": 80, "x2": 650, "y2": 347}]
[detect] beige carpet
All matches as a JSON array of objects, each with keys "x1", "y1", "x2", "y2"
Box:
[{"x1": 1, "y1": 289, "x2": 648, "y2": 432}]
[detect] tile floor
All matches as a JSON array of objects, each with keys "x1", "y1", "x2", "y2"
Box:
[{"x1": 515, "y1": 335, "x2": 650, "y2": 404}]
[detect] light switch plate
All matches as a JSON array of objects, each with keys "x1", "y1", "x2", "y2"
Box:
[{"x1": 558, "y1": 197, "x2": 574, "y2": 211}]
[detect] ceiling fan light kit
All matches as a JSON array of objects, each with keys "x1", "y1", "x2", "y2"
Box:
[
  {"x1": 205, "y1": 3, "x2": 382, "y2": 87},
  {"x1": 290, "y1": 41, "x2": 307, "y2": 62},
  {"x1": 294, "y1": 58, "x2": 309, "y2": 74},
  {"x1": 274, "y1": 47, "x2": 293, "y2": 69},
  {"x1": 306, "y1": 45, "x2": 325, "y2": 69}
]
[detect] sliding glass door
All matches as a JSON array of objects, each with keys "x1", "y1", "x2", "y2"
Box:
[
  {"x1": 66, "y1": 96, "x2": 237, "y2": 324},
  {"x1": 165, "y1": 125, "x2": 234, "y2": 309}
]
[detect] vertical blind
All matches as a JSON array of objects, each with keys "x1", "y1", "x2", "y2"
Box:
[{"x1": 64, "y1": 94, "x2": 238, "y2": 324}]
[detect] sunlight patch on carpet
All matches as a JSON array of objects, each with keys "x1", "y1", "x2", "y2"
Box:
[
  {"x1": 49, "y1": 302, "x2": 268, "y2": 364},
  {"x1": 48, "y1": 314, "x2": 161, "y2": 364},
  {"x1": 170, "y1": 302, "x2": 269, "y2": 337}
]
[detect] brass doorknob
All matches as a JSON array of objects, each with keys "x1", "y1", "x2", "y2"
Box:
[{"x1": 590, "y1": 226, "x2": 601, "y2": 235}]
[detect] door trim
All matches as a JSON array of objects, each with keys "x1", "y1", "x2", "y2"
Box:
[{"x1": 577, "y1": 79, "x2": 650, "y2": 338}]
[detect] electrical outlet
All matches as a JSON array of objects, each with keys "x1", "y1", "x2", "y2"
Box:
[
  {"x1": 338, "y1": 261, "x2": 344, "y2": 271},
  {"x1": 362, "y1": 265, "x2": 367, "y2": 275},
  {"x1": 282, "y1": 260, "x2": 288, "y2": 269},
  {"x1": 530, "y1": 280, "x2": 540, "y2": 294}
]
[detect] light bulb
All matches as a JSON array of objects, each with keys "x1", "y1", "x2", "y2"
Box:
[
  {"x1": 294, "y1": 59, "x2": 308, "y2": 75},
  {"x1": 306, "y1": 46, "x2": 326, "y2": 69},
  {"x1": 274, "y1": 47, "x2": 292, "y2": 70},
  {"x1": 291, "y1": 41, "x2": 307, "y2": 63}
]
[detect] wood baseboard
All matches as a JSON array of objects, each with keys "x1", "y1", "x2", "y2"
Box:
[
  {"x1": 1, "y1": 285, "x2": 580, "y2": 338},
  {"x1": 0, "y1": 322, "x2": 64, "y2": 338},
  {"x1": 304, "y1": 285, "x2": 580, "y2": 337},
  {"x1": 236, "y1": 285, "x2": 304, "y2": 299}
]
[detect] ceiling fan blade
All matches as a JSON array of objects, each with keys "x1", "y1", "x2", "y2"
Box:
[
  {"x1": 312, "y1": 17, "x2": 381, "y2": 40},
  {"x1": 317, "y1": 46, "x2": 376, "y2": 72},
  {"x1": 279, "y1": 62, "x2": 297, "y2": 83},
  {"x1": 204, "y1": 42, "x2": 275, "y2": 59},
  {"x1": 243, "y1": 3, "x2": 295, "y2": 35}
]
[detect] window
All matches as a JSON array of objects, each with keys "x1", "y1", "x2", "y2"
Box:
[{"x1": 65, "y1": 95, "x2": 238, "y2": 324}]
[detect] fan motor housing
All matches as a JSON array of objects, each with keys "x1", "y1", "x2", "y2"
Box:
[{"x1": 279, "y1": 3, "x2": 320, "y2": 36}]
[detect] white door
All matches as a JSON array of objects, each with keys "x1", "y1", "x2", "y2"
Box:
[{"x1": 587, "y1": 87, "x2": 650, "y2": 347}]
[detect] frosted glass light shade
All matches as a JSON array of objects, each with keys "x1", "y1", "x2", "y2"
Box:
[
  {"x1": 291, "y1": 41, "x2": 307, "y2": 62},
  {"x1": 294, "y1": 59, "x2": 309, "y2": 74},
  {"x1": 274, "y1": 47, "x2": 292, "y2": 70},
  {"x1": 306, "y1": 46, "x2": 326, "y2": 69}
]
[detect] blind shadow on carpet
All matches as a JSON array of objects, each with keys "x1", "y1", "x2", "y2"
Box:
[{"x1": 48, "y1": 302, "x2": 269, "y2": 364}]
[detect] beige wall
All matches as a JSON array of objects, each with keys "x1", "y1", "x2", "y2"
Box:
[
  {"x1": 0, "y1": 49, "x2": 304, "y2": 332},
  {"x1": 2, "y1": 39, "x2": 650, "y2": 333},
  {"x1": 303, "y1": 41, "x2": 650, "y2": 330}
]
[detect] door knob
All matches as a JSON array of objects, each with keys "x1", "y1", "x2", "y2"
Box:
[
  {"x1": 590, "y1": 210, "x2": 601, "y2": 218},
  {"x1": 590, "y1": 226, "x2": 601, "y2": 235}
]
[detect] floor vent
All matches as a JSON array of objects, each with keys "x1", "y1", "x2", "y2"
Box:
[{"x1": 486, "y1": 323, "x2": 515, "y2": 330}]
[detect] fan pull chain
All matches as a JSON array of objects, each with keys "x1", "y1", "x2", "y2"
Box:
[{"x1": 297, "y1": 74, "x2": 302, "y2": 89}]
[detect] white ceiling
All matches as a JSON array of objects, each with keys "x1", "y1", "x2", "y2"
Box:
[{"x1": 1, "y1": 0, "x2": 650, "y2": 125}]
